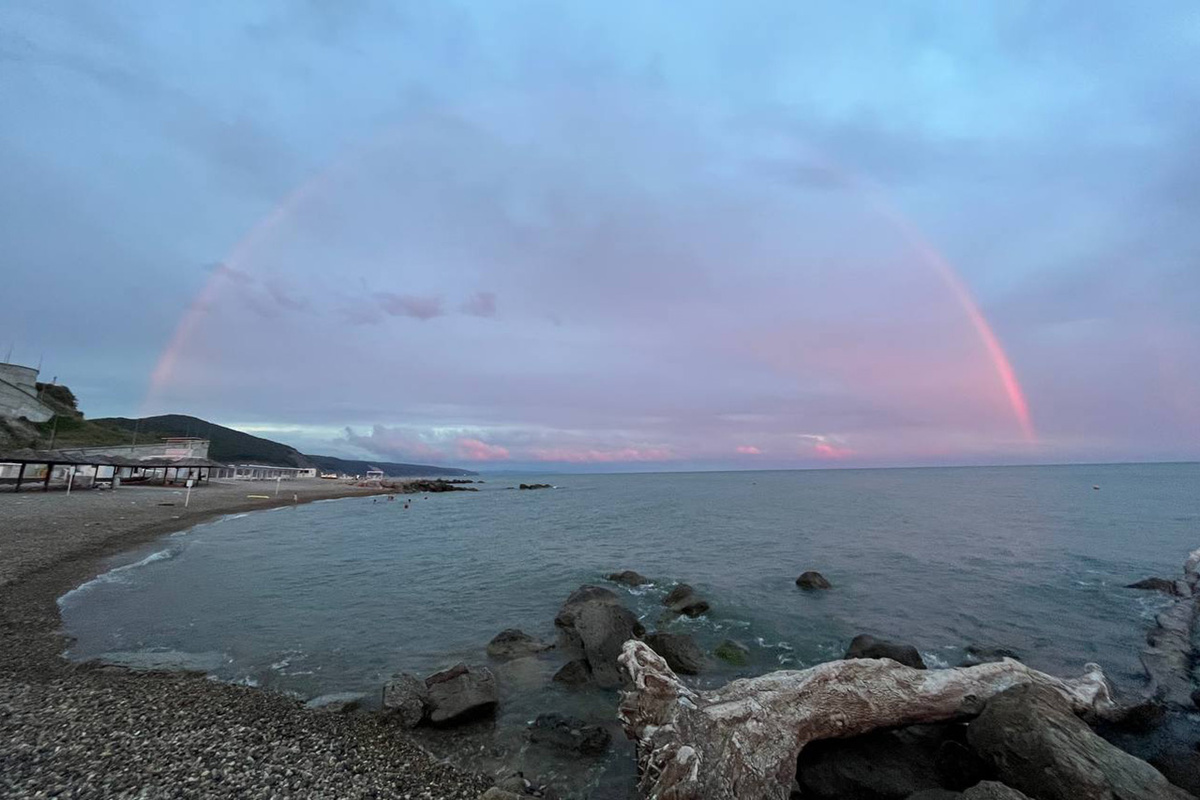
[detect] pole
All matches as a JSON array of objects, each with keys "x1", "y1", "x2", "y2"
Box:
[
  {"x1": 185, "y1": 480, "x2": 193, "y2": 507},
  {"x1": 66, "y1": 466, "x2": 75, "y2": 495},
  {"x1": 275, "y1": 474, "x2": 281, "y2": 496}
]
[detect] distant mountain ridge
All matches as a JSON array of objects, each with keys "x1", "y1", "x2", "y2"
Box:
[{"x1": 87, "y1": 415, "x2": 475, "y2": 477}]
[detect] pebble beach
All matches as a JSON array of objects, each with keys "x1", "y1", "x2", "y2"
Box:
[{"x1": 0, "y1": 481, "x2": 492, "y2": 799}]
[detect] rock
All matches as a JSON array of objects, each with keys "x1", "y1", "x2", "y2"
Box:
[
  {"x1": 304, "y1": 692, "x2": 364, "y2": 714},
  {"x1": 935, "y1": 740, "x2": 987, "y2": 790},
  {"x1": 1149, "y1": 751, "x2": 1200, "y2": 797},
  {"x1": 486, "y1": 629, "x2": 554, "y2": 661},
  {"x1": 518, "y1": 483, "x2": 552, "y2": 490},
  {"x1": 527, "y1": 713, "x2": 611, "y2": 755},
  {"x1": 960, "y1": 645, "x2": 1020, "y2": 666},
  {"x1": 643, "y1": 632, "x2": 706, "y2": 675},
  {"x1": 796, "y1": 728, "x2": 943, "y2": 799},
  {"x1": 845, "y1": 634, "x2": 927, "y2": 669},
  {"x1": 554, "y1": 586, "x2": 644, "y2": 687},
  {"x1": 662, "y1": 583, "x2": 710, "y2": 617},
  {"x1": 1101, "y1": 699, "x2": 1166, "y2": 732},
  {"x1": 495, "y1": 774, "x2": 532, "y2": 793},
  {"x1": 1125, "y1": 577, "x2": 1181, "y2": 595},
  {"x1": 381, "y1": 673, "x2": 428, "y2": 727},
  {"x1": 1192, "y1": 688, "x2": 1200, "y2": 709},
  {"x1": 714, "y1": 638, "x2": 751, "y2": 666},
  {"x1": 961, "y1": 783, "x2": 1032, "y2": 800},
  {"x1": 424, "y1": 663, "x2": 498, "y2": 725},
  {"x1": 551, "y1": 659, "x2": 592, "y2": 686},
  {"x1": 907, "y1": 791, "x2": 962, "y2": 800},
  {"x1": 480, "y1": 789, "x2": 525, "y2": 800},
  {"x1": 966, "y1": 684, "x2": 1194, "y2": 799},
  {"x1": 796, "y1": 570, "x2": 832, "y2": 589},
  {"x1": 606, "y1": 570, "x2": 650, "y2": 586}
]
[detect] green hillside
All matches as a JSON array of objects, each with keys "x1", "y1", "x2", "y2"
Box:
[
  {"x1": 306, "y1": 454, "x2": 474, "y2": 478},
  {"x1": 89, "y1": 415, "x2": 311, "y2": 467}
]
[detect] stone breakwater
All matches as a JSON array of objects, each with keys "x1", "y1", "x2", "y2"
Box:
[{"x1": 0, "y1": 481, "x2": 491, "y2": 799}]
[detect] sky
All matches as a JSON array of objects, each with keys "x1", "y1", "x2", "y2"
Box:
[{"x1": 2, "y1": 1, "x2": 1199, "y2": 471}]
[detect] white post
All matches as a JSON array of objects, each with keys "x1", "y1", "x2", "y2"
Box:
[
  {"x1": 275, "y1": 474, "x2": 282, "y2": 496},
  {"x1": 185, "y1": 478, "x2": 194, "y2": 507},
  {"x1": 66, "y1": 466, "x2": 75, "y2": 495}
]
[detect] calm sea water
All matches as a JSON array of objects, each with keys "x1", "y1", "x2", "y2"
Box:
[{"x1": 59, "y1": 464, "x2": 1200, "y2": 797}]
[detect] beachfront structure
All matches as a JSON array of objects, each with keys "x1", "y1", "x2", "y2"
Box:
[
  {"x1": 365, "y1": 468, "x2": 385, "y2": 480},
  {"x1": 210, "y1": 464, "x2": 318, "y2": 480},
  {"x1": 0, "y1": 362, "x2": 56, "y2": 423},
  {"x1": 0, "y1": 448, "x2": 226, "y2": 492}
]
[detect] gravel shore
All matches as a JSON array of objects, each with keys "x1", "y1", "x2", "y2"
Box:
[{"x1": 0, "y1": 480, "x2": 492, "y2": 799}]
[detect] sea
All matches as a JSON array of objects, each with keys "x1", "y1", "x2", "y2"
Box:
[{"x1": 57, "y1": 463, "x2": 1200, "y2": 797}]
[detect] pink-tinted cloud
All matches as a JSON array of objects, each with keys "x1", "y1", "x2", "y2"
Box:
[
  {"x1": 455, "y1": 437, "x2": 511, "y2": 461},
  {"x1": 529, "y1": 446, "x2": 673, "y2": 463},
  {"x1": 814, "y1": 441, "x2": 854, "y2": 459},
  {"x1": 735, "y1": 445, "x2": 762, "y2": 455},
  {"x1": 378, "y1": 292, "x2": 444, "y2": 320},
  {"x1": 460, "y1": 291, "x2": 496, "y2": 317}
]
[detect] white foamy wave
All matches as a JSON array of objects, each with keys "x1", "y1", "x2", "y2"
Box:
[
  {"x1": 58, "y1": 548, "x2": 178, "y2": 605},
  {"x1": 922, "y1": 652, "x2": 951, "y2": 669}
]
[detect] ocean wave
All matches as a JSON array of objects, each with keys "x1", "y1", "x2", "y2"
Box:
[
  {"x1": 58, "y1": 548, "x2": 178, "y2": 605},
  {"x1": 922, "y1": 651, "x2": 951, "y2": 669}
]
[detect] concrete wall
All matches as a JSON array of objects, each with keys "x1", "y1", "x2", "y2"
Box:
[
  {"x1": 0, "y1": 363, "x2": 53, "y2": 423},
  {"x1": 63, "y1": 440, "x2": 211, "y2": 461}
]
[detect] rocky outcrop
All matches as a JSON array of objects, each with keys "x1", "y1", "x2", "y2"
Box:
[
  {"x1": 795, "y1": 571, "x2": 832, "y2": 589},
  {"x1": 845, "y1": 634, "x2": 927, "y2": 670},
  {"x1": 486, "y1": 629, "x2": 554, "y2": 661},
  {"x1": 662, "y1": 583, "x2": 710, "y2": 617},
  {"x1": 713, "y1": 638, "x2": 751, "y2": 666},
  {"x1": 1137, "y1": 546, "x2": 1200, "y2": 708},
  {"x1": 519, "y1": 483, "x2": 552, "y2": 490},
  {"x1": 382, "y1": 673, "x2": 428, "y2": 728},
  {"x1": 424, "y1": 663, "x2": 498, "y2": 725},
  {"x1": 1126, "y1": 577, "x2": 1181, "y2": 595},
  {"x1": 527, "y1": 713, "x2": 611, "y2": 755},
  {"x1": 554, "y1": 585, "x2": 644, "y2": 687},
  {"x1": 552, "y1": 659, "x2": 592, "y2": 686},
  {"x1": 967, "y1": 684, "x2": 1193, "y2": 800},
  {"x1": 643, "y1": 632, "x2": 705, "y2": 675},
  {"x1": 1150, "y1": 751, "x2": 1200, "y2": 797},
  {"x1": 606, "y1": 570, "x2": 650, "y2": 586},
  {"x1": 961, "y1": 783, "x2": 1032, "y2": 800}
]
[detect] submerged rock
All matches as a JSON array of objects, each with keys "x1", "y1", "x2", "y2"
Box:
[
  {"x1": 381, "y1": 673, "x2": 428, "y2": 728},
  {"x1": 1126, "y1": 577, "x2": 1181, "y2": 595},
  {"x1": 551, "y1": 659, "x2": 592, "y2": 686},
  {"x1": 519, "y1": 483, "x2": 553, "y2": 490},
  {"x1": 714, "y1": 638, "x2": 751, "y2": 666},
  {"x1": 527, "y1": 713, "x2": 611, "y2": 755},
  {"x1": 486, "y1": 629, "x2": 554, "y2": 661},
  {"x1": 643, "y1": 632, "x2": 705, "y2": 675},
  {"x1": 605, "y1": 570, "x2": 650, "y2": 586},
  {"x1": 554, "y1": 586, "x2": 644, "y2": 687},
  {"x1": 967, "y1": 684, "x2": 1194, "y2": 799},
  {"x1": 796, "y1": 570, "x2": 832, "y2": 589},
  {"x1": 424, "y1": 663, "x2": 498, "y2": 725},
  {"x1": 845, "y1": 634, "x2": 927, "y2": 670},
  {"x1": 959, "y1": 645, "x2": 1020, "y2": 666},
  {"x1": 662, "y1": 583, "x2": 710, "y2": 617}
]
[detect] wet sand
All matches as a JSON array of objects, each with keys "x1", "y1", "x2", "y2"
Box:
[{"x1": 0, "y1": 480, "x2": 491, "y2": 799}]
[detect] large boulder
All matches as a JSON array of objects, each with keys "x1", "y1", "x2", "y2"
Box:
[
  {"x1": 714, "y1": 638, "x2": 751, "y2": 666},
  {"x1": 486, "y1": 628, "x2": 554, "y2": 661},
  {"x1": 796, "y1": 570, "x2": 832, "y2": 589},
  {"x1": 1149, "y1": 752, "x2": 1200, "y2": 797},
  {"x1": 606, "y1": 570, "x2": 650, "y2": 586},
  {"x1": 662, "y1": 583, "x2": 710, "y2": 617},
  {"x1": 1125, "y1": 577, "x2": 1181, "y2": 595},
  {"x1": 845, "y1": 634, "x2": 927, "y2": 669},
  {"x1": 966, "y1": 684, "x2": 1195, "y2": 799},
  {"x1": 424, "y1": 663, "x2": 498, "y2": 725},
  {"x1": 961, "y1": 783, "x2": 1032, "y2": 799},
  {"x1": 527, "y1": 712, "x2": 611, "y2": 755},
  {"x1": 554, "y1": 585, "x2": 645, "y2": 687},
  {"x1": 551, "y1": 659, "x2": 592, "y2": 686},
  {"x1": 381, "y1": 673, "x2": 428, "y2": 727},
  {"x1": 643, "y1": 632, "x2": 706, "y2": 675}
]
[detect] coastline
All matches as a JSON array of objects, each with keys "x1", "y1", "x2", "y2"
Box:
[{"x1": 0, "y1": 480, "x2": 491, "y2": 799}]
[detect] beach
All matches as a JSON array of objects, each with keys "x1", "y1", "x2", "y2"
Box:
[{"x1": 0, "y1": 480, "x2": 491, "y2": 799}]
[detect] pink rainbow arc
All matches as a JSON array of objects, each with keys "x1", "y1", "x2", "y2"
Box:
[{"x1": 146, "y1": 140, "x2": 1036, "y2": 444}]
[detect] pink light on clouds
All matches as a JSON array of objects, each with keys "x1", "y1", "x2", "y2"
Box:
[
  {"x1": 455, "y1": 437, "x2": 511, "y2": 461},
  {"x1": 735, "y1": 445, "x2": 762, "y2": 455},
  {"x1": 529, "y1": 446, "x2": 673, "y2": 464},
  {"x1": 814, "y1": 441, "x2": 854, "y2": 459}
]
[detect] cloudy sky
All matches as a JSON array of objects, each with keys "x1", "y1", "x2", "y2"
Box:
[{"x1": 3, "y1": 1, "x2": 1198, "y2": 470}]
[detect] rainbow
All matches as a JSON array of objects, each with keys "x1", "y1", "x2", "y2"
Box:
[{"x1": 146, "y1": 141, "x2": 1035, "y2": 443}]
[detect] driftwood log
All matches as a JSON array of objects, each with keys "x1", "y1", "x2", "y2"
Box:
[
  {"x1": 1140, "y1": 547, "x2": 1200, "y2": 708},
  {"x1": 617, "y1": 641, "x2": 1119, "y2": 800}
]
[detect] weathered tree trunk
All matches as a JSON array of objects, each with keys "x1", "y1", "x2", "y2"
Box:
[
  {"x1": 1140, "y1": 547, "x2": 1200, "y2": 708},
  {"x1": 617, "y1": 641, "x2": 1118, "y2": 800}
]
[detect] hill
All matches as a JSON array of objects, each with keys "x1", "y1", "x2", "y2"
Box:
[{"x1": 306, "y1": 453, "x2": 474, "y2": 478}]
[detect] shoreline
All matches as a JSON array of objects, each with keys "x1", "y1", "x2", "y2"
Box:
[{"x1": 0, "y1": 480, "x2": 492, "y2": 799}]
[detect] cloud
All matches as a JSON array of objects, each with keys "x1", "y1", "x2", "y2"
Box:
[
  {"x1": 735, "y1": 445, "x2": 762, "y2": 455},
  {"x1": 460, "y1": 291, "x2": 496, "y2": 317},
  {"x1": 814, "y1": 441, "x2": 854, "y2": 459},
  {"x1": 455, "y1": 437, "x2": 510, "y2": 461},
  {"x1": 528, "y1": 446, "x2": 674, "y2": 464},
  {"x1": 378, "y1": 292, "x2": 444, "y2": 320}
]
